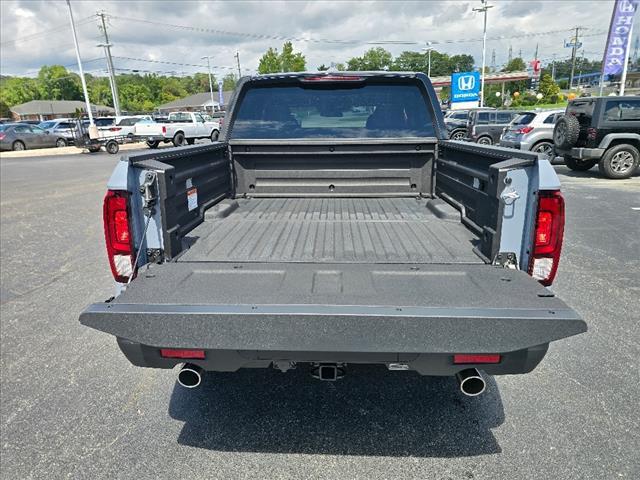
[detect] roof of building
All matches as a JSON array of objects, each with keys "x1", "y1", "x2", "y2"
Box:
[
  {"x1": 156, "y1": 91, "x2": 235, "y2": 110},
  {"x1": 10, "y1": 100, "x2": 115, "y2": 115}
]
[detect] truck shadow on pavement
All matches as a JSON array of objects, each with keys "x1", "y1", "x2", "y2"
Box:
[{"x1": 168, "y1": 365, "x2": 504, "y2": 457}]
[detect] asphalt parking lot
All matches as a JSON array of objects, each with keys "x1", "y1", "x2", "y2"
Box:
[{"x1": 1, "y1": 148, "x2": 639, "y2": 479}]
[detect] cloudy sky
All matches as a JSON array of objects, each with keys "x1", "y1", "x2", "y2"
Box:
[{"x1": 0, "y1": 0, "x2": 633, "y2": 79}]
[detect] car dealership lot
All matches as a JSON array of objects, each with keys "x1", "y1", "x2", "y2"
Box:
[{"x1": 1, "y1": 151, "x2": 638, "y2": 479}]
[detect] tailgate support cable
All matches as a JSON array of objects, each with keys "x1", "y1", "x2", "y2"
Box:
[{"x1": 127, "y1": 172, "x2": 157, "y2": 285}]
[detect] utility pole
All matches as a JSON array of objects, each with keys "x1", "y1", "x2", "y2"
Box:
[
  {"x1": 534, "y1": 43, "x2": 538, "y2": 61},
  {"x1": 473, "y1": 0, "x2": 493, "y2": 107},
  {"x1": 508, "y1": 44, "x2": 513, "y2": 63},
  {"x1": 66, "y1": 0, "x2": 96, "y2": 137},
  {"x1": 234, "y1": 51, "x2": 242, "y2": 78},
  {"x1": 201, "y1": 56, "x2": 215, "y2": 114},
  {"x1": 569, "y1": 26, "x2": 583, "y2": 90},
  {"x1": 551, "y1": 53, "x2": 557, "y2": 81},
  {"x1": 491, "y1": 48, "x2": 496, "y2": 72},
  {"x1": 97, "y1": 11, "x2": 120, "y2": 116}
]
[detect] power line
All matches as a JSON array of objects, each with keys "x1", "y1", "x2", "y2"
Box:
[
  {"x1": 0, "y1": 16, "x2": 95, "y2": 46},
  {"x1": 111, "y1": 56, "x2": 238, "y2": 71},
  {"x1": 105, "y1": 14, "x2": 605, "y2": 47}
]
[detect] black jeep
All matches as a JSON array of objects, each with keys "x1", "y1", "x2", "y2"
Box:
[{"x1": 553, "y1": 96, "x2": 640, "y2": 179}]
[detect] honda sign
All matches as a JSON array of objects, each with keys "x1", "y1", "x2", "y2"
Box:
[{"x1": 451, "y1": 71, "x2": 481, "y2": 103}]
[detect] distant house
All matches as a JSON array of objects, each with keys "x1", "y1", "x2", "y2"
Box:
[
  {"x1": 10, "y1": 100, "x2": 115, "y2": 121},
  {"x1": 156, "y1": 91, "x2": 234, "y2": 114}
]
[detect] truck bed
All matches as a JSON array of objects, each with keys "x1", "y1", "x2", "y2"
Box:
[{"x1": 180, "y1": 197, "x2": 482, "y2": 264}]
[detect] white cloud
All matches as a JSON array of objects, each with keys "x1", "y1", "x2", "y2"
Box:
[{"x1": 0, "y1": 0, "x2": 630, "y2": 78}]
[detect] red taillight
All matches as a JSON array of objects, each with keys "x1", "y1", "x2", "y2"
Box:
[
  {"x1": 160, "y1": 349, "x2": 205, "y2": 359},
  {"x1": 0, "y1": 133, "x2": 5, "y2": 141},
  {"x1": 109, "y1": 127, "x2": 122, "y2": 132},
  {"x1": 301, "y1": 75, "x2": 364, "y2": 82},
  {"x1": 453, "y1": 354, "x2": 501, "y2": 364},
  {"x1": 103, "y1": 190, "x2": 135, "y2": 283},
  {"x1": 587, "y1": 127, "x2": 597, "y2": 140},
  {"x1": 528, "y1": 190, "x2": 564, "y2": 286},
  {"x1": 162, "y1": 126, "x2": 167, "y2": 135},
  {"x1": 517, "y1": 126, "x2": 534, "y2": 134}
]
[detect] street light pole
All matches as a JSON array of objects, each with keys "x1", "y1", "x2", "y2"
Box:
[
  {"x1": 473, "y1": 0, "x2": 493, "y2": 108},
  {"x1": 201, "y1": 56, "x2": 215, "y2": 113},
  {"x1": 422, "y1": 42, "x2": 433, "y2": 77},
  {"x1": 66, "y1": 0, "x2": 95, "y2": 135}
]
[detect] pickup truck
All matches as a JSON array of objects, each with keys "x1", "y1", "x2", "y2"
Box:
[
  {"x1": 80, "y1": 72, "x2": 585, "y2": 396},
  {"x1": 134, "y1": 111, "x2": 220, "y2": 149}
]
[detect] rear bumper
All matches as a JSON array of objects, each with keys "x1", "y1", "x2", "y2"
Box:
[
  {"x1": 556, "y1": 147, "x2": 605, "y2": 160},
  {"x1": 135, "y1": 135, "x2": 168, "y2": 143},
  {"x1": 571, "y1": 147, "x2": 604, "y2": 159},
  {"x1": 116, "y1": 337, "x2": 550, "y2": 376},
  {"x1": 499, "y1": 138, "x2": 522, "y2": 150},
  {"x1": 80, "y1": 301, "x2": 586, "y2": 376}
]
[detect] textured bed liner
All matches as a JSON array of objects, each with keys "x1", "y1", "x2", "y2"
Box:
[{"x1": 180, "y1": 197, "x2": 481, "y2": 264}]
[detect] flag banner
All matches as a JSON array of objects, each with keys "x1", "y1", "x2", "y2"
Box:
[{"x1": 602, "y1": 0, "x2": 639, "y2": 76}]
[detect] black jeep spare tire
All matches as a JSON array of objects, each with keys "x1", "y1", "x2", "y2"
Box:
[{"x1": 553, "y1": 115, "x2": 580, "y2": 149}]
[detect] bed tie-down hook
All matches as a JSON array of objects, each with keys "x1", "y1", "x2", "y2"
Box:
[{"x1": 500, "y1": 186, "x2": 520, "y2": 206}]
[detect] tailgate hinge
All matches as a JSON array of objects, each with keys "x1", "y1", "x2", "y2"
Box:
[{"x1": 493, "y1": 252, "x2": 518, "y2": 269}]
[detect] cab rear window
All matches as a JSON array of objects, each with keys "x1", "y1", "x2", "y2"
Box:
[{"x1": 231, "y1": 83, "x2": 435, "y2": 139}]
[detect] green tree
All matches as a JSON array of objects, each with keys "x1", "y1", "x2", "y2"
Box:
[
  {"x1": 317, "y1": 64, "x2": 329, "y2": 71},
  {"x1": 0, "y1": 98, "x2": 11, "y2": 118},
  {"x1": 222, "y1": 73, "x2": 237, "y2": 91},
  {"x1": 258, "y1": 47, "x2": 282, "y2": 74},
  {"x1": 37, "y1": 65, "x2": 82, "y2": 100},
  {"x1": 503, "y1": 57, "x2": 526, "y2": 72},
  {"x1": 280, "y1": 42, "x2": 306, "y2": 72},
  {"x1": 538, "y1": 73, "x2": 561, "y2": 102},
  {"x1": 0, "y1": 76, "x2": 40, "y2": 106},
  {"x1": 347, "y1": 47, "x2": 393, "y2": 70},
  {"x1": 258, "y1": 43, "x2": 306, "y2": 73},
  {"x1": 391, "y1": 51, "x2": 427, "y2": 72}
]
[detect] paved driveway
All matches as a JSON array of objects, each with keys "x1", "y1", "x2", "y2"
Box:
[{"x1": 1, "y1": 153, "x2": 638, "y2": 479}]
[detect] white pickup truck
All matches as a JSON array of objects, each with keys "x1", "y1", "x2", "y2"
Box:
[{"x1": 134, "y1": 111, "x2": 221, "y2": 149}]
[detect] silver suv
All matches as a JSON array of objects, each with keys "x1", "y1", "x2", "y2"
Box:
[{"x1": 500, "y1": 109, "x2": 564, "y2": 158}]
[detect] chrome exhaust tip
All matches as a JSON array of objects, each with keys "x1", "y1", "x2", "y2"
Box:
[
  {"x1": 178, "y1": 363, "x2": 203, "y2": 388},
  {"x1": 456, "y1": 368, "x2": 486, "y2": 397}
]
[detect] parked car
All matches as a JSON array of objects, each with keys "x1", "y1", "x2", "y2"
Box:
[
  {"x1": 80, "y1": 72, "x2": 585, "y2": 396},
  {"x1": 499, "y1": 109, "x2": 564, "y2": 158},
  {"x1": 134, "y1": 111, "x2": 221, "y2": 148},
  {"x1": 444, "y1": 109, "x2": 470, "y2": 140},
  {"x1": 554, "y1": 96, "x2": 640, "y2": 178},
  {"x1": 0, "y1": 123, "x2": 68, "y2": 151},
  {"x1": 98, "y1": 116, "x2": 152, "y2": 139},
  {"x1": 467, "y1": 109, "x2": 520, "y2": 144},
  {"x1": 38, "y1": 118, "x2": 77, "y2": 146}
]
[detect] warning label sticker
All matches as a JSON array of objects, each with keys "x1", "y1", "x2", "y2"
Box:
[{"x1": 187, "y1": 187, "x2": 198, "y2": 211}]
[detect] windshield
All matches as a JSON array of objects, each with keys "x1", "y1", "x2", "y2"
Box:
[
  {"x1": 511, "y1": 113, "x2": 536, "y2": 126},
  {"x1": 0, "y1": 125, "x2": 6, "y2": 132},
  {"x1": 448, "y1": 111, "x2": 468, "y2": 120},
  {"x1": 39, "y1": 121, "x2": 56, "y2": 129},
  {"x1": 117, "y1": 118, "x2": 141, "y2": 126},
  {"x1": 231, "y1": 83, "x2": 434, "y2": 139}
]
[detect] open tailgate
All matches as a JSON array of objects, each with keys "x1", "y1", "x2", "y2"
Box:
[{"x1": 81, "y1": 262, "x2": 585, "y2": 354}]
